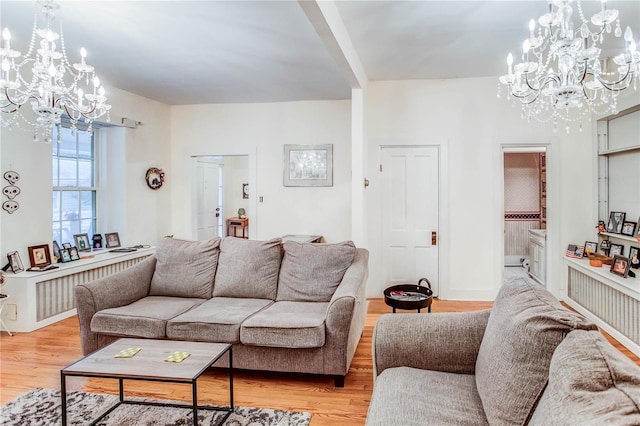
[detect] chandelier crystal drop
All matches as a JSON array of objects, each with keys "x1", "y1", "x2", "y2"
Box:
[
  {"x1": 498, "y1": 0, "x2": 639, "y2": 131},
  {"x1": 0, "y1": 1, "x2": 111, "y2": 143}
]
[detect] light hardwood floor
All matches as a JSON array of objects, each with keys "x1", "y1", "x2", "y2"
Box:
[{"x1": 1, "y1": 298, "x2": 638, "y2": 425}]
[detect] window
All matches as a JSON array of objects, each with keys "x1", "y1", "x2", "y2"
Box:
[{"x1": 52, "y1": 125, "x2": 97, "y2": 245}]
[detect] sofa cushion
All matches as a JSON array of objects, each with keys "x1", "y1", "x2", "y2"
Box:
[
  {"x1": 91, "y1": 296, "x2": 205, "y2": 339},
  {"x1": 240, "y1": 301, "x2": 328, "y2": 348},
  {"x1": 366, "y1": 367, "x2": 488, "y2": 426},
  {"x1": 212, "y1": 237, "x2": 282, "y2": 300},
  {"x1": 529, "y1": 330, "x2": 640, "y2": 425},
  {"x1": 475, "y1": 278, "x2": 597, "y2": 426},
  {"x1": 166, "y1": 297, "x2": 273, "y2": 343},
  {"x1": 149, "y1": 237, "x2": 220, "y2": 298},
  {"x1": 276, "y1": 241, "x2": 356, "y2": 302}
]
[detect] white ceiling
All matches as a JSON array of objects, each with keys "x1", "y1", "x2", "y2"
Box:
[{"x1": 2, "y1": 0, "x2": 639, "y2": 105}]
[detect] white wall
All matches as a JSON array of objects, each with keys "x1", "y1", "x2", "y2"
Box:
[
  {"x1": 363, "y1": 77, "x2": 598, "y2": 300},
  {"x1": 169, "y1": 100, "x2": 352, "y2": 243},
  {"x1": 0, "y1": 85, "x2": 171, "y2": 266}
]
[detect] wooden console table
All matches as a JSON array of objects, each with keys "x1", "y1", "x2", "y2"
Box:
[{"x1": 226, "y1": 217, "x2": 249, "y2": 238}]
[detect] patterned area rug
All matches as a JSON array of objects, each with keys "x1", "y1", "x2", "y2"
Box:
[{"x1": 1, "y1": 388, "x2": 311, "y2": 426}]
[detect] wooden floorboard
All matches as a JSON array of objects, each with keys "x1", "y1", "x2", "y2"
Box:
[{"x1": 0, "y1": 298, "x2": 638, "y2": 425}]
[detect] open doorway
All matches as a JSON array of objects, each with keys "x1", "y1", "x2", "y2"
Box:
[{"x1": 503, "y1": 148, "x2": 546, "y2": 284}]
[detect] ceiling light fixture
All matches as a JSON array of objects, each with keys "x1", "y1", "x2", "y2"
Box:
[
  {"x1": 498, "y1": 0, "x2": 639, "y2": 132},
  {"x1": 0, "y1": 0, "x2": 110, "y2": 143}
]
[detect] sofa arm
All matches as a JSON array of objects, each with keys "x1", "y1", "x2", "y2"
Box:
[
  {"x1": 75, "y1": 255, "x2": 156, "y2": 354},
  {"x1": 373, "y1": 309, "x2": 491, "y2": 377},
  {"x1": 324, "y1": 249, "x2": 369, "y2": 379}
]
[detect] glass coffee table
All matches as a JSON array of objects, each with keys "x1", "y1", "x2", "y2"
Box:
[{"x1": 60, "y1": 338, "x2": 233, "y2": 426}]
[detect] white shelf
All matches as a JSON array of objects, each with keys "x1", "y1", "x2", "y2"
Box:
[
  {"x1": 598, "y1": 145, "x2": 640, "y2": 156},
  {"x1": 564, "y1": 256, "x2": 640, "y2": 300},
  {"x1": 599, "y1": 232, "x2": 640, "y2": 244}
]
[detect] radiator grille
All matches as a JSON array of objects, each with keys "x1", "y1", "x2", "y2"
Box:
[
  {"x1": 36, "y1": 256, "x2": 151, "y2": 322},
  {"x1": 504, "y1": 219, "x2": 540, "y2": 257},
  {"x1": 568, "y1": 268, "x2": 640, "y2": 344}
]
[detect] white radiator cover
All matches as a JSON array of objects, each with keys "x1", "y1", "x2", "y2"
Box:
[
  {"x1": 568, "y1": 267, "x2": 640, "y2": 345},
  {"x1": 36, "y1": 257, "x2": 149, "y2": 322}
]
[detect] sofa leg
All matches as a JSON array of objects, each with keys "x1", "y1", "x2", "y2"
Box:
[{"x1": 334, "y1": 375, "x2": 345, "y2": 387}]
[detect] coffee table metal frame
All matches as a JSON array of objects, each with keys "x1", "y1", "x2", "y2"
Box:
[{"x1": 60, "y1": 339, "x2": 233, "y2": 426}]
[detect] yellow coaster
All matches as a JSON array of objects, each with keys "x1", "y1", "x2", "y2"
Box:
[
  {"x1": 114, "y1": 347, "x2": 141, "y2": 358},
  {"x1": 165, "y1": 351, "x2": 190, "y2": 363}
]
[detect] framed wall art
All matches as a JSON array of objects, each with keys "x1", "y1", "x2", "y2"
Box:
[
  {"x1": 73, "y1": 233, "x2": 91, "y2": 252},
  {"x1": 609, "y1": 243, "x2": 624, "y2": 257},
  {"x1": 622, "y1": 221, "x2": 636, "y2": 237},
  {"x1": 607, "y1": 211, "x2": 625, "y2": 234},
  {"x1": 28, "y1": 244, "x2": 52, "y2": 268},
  {"x1": 6, "y1": 251, "x2": 24, "y2": 273},
  {"x1": 283, "y1": 144, "x2": 333, "y2": 187},
  {"x1": 105, "y1": 232, "x2": 121, "y2": 248},
  {"x1": 611, "y1": 255, "x2": 631, "y2": 278}
]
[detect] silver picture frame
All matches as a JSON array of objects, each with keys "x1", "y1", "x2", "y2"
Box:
[{"x1": 283, "y1": 144, "x2": 333, "y2": 187}]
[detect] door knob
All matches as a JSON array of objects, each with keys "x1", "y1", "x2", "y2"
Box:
[{"x1": 432, "y1": 231, "x2": 437, "y2": 246}]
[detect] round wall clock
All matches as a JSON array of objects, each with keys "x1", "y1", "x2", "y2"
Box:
[{"x1": 145, "y1": 167, "x2": 165, "y2": 190}]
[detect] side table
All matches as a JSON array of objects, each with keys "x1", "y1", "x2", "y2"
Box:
[
  {"x1": 0, "y1": 294, "x2": 13, "y2": 336},
  {"x1": 226, "y1": 217, "x2": 249, "y2": 238},
  {"x1": 384, "y1": 278, "x2": 433, "y2": 313}
]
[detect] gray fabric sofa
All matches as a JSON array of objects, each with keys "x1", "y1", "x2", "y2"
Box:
[
  {"x1": 366, "y1": 278, "x2": 640, "y2": 425},
  {"x1": 75, "y1": 236, "x2": 368, "y2": 387}
]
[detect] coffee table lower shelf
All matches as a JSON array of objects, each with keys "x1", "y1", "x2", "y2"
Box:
[{"x1": 60, "y1": 338, "x2": 233, "y2": 426}]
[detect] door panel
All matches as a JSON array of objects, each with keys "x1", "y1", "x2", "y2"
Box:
[
  {"x1": 381, "y1": 146, "x2": 439, "y2": 296},
  {"x1": 196, "y1": 162, "x2": 221, "y2": 241}
]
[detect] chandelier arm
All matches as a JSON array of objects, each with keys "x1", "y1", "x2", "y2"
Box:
[{"x1": 594, "y1": 65, "x2": 632, "y2": 90}]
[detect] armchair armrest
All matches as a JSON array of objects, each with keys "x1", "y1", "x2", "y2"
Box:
[
  {"x1": 373, "y1": 309, "x2": 491, "y2": 377},
  {"x1": 75, "y1": 255, "x2": 156, "y2": 354}
]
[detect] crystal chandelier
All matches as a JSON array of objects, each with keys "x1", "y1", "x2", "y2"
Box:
[
  {"x1": 498, "y1": 0, "x2": 640, "y2": 131},
  {"x1": 0, "y1": 1, "x2": 110, "y2": 143}
]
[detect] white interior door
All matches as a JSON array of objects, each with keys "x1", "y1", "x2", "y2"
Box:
[
  {"x1": 381, "y1": 146, "x2": 440, "y2": 296},
  {"x1": 196, "y1": 162, "x2": 222, "y2": 240}
]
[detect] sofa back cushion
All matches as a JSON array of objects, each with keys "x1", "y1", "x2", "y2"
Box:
[
  {"x1": 475, "y1": 278, "x2": 597, "y2": 426},
  {"x1": 149, "y1": 237, "x2": 220, "y2": 298},
  {"x1": 212, "y1": 237, "x2": 282, "y2": 300},
  {"x1": 276, "y1": 241, "x2": 356, "y2": 302},
  {"x1": 529, "y1": 329, "x2": 640, "y2": 425}
]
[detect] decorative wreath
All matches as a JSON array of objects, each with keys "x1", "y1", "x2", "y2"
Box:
[{"x1": 145, "y1": 167, "x2": 165, "y2": 190}]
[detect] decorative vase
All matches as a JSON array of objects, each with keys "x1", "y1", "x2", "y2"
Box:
[{"x1": 238, "y1": 208, "x2": 246, "y2": 219}]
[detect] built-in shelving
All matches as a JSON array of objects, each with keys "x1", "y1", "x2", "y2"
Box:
[
  {"x1": 598, "y1": 145, "x2": 640, "y2": 156},
  {"x1": 599, "y1": 232, "x2": 640, "y2": 244}
]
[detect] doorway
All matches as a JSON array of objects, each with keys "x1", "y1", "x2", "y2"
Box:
[
  {"x1": 380, "y1": 146, "x2": 440, "y2": 296},
  {"x1": 503, "y1": 148, "x2": 546, "y2": 282},
  {"x1": 192, "y1": 155, "x2": 250, "y2": 241}
]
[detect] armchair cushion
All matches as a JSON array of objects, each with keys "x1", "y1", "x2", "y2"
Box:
[
  {"x1": 213, "y1": 237, "x2": 282, "y2": 300},
  {"x1": 149, "y1": 237, "x2": 220, "y2": 298},
  {"x1": 366, "y1": 367, "x2": 488, "y2": 426},
  {"x1": 529, "y1": 329, "x2": 640, "y2": 425},
  {"x1": 475, "y1": 279, "x2": 597, "y2": 426},
  {"x1": 277, "y1": 241, "x2": 355, "y2": 302}
]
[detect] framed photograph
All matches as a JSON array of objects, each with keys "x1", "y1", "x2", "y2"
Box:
[
  {"x1": 73, "y1": 233, "x2": 91, "y2": 252},
  {"x1": 622, "y1": 222, "x2": 636, "y2": 237},
  {"x1": 607, "y1": 211, "x2": 625, "y2": 234},
  {"x1": 59, "y1": 248, "x2": 71, "y2": 263},
  {"x1": 52, "y1": 241, "x2": 61, "y2": 261},
  {"x1": 283, "y1": 144, "x2": 333, "y2": 187},
  {"x1": 610, "y1": 255, "x2": 631, "y2": 278},
  {"x1": 62, "y1": 242, "x2": 72, "y2": 249},
  {"x1": 69, "y1": 247, "x2": 80, "y2": 261},
  {"x1": 105, "y1": 232, "x2": 121, "y2": 248},
  {"x1": 566, "y1": 244, "x2": 584, "y2": 259},
  {"x1": 6, "y1": 251, "x2": 24, "y2": 273},
  {"x1": 242, "y1": 183, "x2": 249, "y2": 199},
  {"x1": 610, "y1": 243, "x2": 624, "y2": 257},
  {"x1": 584, "y1": 241, "x2": 599, "y2": 256},
  {"x1": 92, "y1": 234, "x2": 103, "y2": 249},
  {"x1": 28, "y1": 244, "x2": 52, "y2": 268},
  {"x1": 636, "y1": 217, "x2": 640, "y2": 239},
  {"x1": 629, "y1": 246, "x2": 640, "y2": 269}
]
